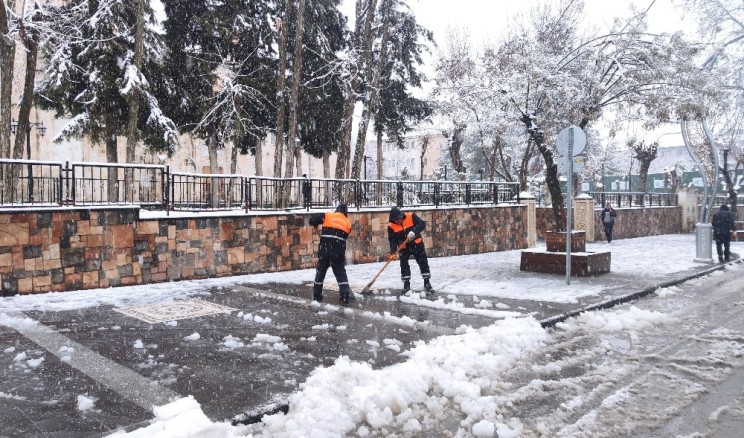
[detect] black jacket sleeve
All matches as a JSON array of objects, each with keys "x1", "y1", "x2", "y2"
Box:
[
  {"x1": 388, "y1": 226, "x2": 397, "y2": 254},
  {"x1": 309, "y1": 213, "x2": 324, "y2": 227},
  {"x1": 410, "y1": 213, "x2": 426, "y2": 236}
]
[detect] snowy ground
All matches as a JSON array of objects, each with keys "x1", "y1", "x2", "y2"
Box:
[{"x1": 1, "y1": 233, "x2": 742, "y2": 437}]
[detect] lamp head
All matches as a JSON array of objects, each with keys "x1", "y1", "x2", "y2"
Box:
[{"x1": 10, "y1": 119, "x2": 17, "y2": 135}]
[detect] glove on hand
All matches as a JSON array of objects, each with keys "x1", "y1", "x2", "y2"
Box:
[
  {"x1": 390, "y1": 252, "x2": 398, "y2": 261},
  {"x1": 407, "y1": 231, "x2": 416, "y2": 240}
]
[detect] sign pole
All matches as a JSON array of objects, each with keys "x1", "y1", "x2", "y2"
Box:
[{"x1": 565, "y1": 127, "x2": 574, "y2": 284}]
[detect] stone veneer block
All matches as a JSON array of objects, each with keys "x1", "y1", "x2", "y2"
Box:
[
  {"x1": 520, "y1": 249, "x2": 611, "y2": 276},
  {"x1": 546, "y1": 231, "x2": 586, "y2": 252}
]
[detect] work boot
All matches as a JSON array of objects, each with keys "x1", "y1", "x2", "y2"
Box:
[
  {"x1": 424, "y1": 279, "x2": 434, "y2": 293},
  {"x1": 313, "y1": 284, "x2": 323, "y2": 302},
  {"x1": 313, "y1": 293, "x2": 323, "y2": 302},
  {"x1": 339, "y1": 285, "x2": 351, "y2": 304},
  {"x1": 402, "y1": 280, "x2": 410, "y2": 292}
]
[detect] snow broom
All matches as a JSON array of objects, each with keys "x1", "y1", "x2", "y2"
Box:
[{"x1": 360, "y1": 237, "x2": 410, "y2": 294}]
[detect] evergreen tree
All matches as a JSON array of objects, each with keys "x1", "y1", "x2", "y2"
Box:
[
  {"x1": 36, "y1": 0, "x2": 178, "y2": 201},
  {"x1": 158, "y1": 0, "x2": 276, "y2": 179}
]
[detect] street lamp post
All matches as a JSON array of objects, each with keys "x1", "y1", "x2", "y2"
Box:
[
  {"x1": 478, "y1": 168, "x2": 484, "y2": 181},
  {"x1": 10, "y1": 119, "x2": 46, "y2": 202},
  {"x1": 363, "y1": 155, "x2": 370, "y2": 180}
]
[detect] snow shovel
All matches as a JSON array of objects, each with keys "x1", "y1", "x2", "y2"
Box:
[{"x1": 360, "y1": 237, "x2": 410, "y2": 294}]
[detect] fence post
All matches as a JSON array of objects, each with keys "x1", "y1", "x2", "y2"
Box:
[
  {"x1": 167, "y1": 166, "x2": 173, "y2": 216},
  {"x1": 244, "y1": 177, "x2": 249, "y2": 213},
  {"x1": 71, "y1": 163, "x2": 76, "y2": 205},
  {"x1": 396, "y1": 181, "x2": 403, "y2": 207},
  {"x1": 520, "y1": 191, "x2": 537, "y2": 248},
  {"x1": 355, "y1": 180, "x2": 362, "y2": 209},
  {"x1": 574, "y1": 193, "x2": 595, "y2": 242},
  {"x1": 62, "y1": 161, "x2": 70, "y2": 205}
]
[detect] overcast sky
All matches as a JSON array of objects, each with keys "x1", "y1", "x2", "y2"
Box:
[{"x1": 343, "y1": 0, "x2": 685, "y2": 49}]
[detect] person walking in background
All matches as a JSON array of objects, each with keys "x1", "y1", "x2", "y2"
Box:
[
  {"x1": 388, "y1": 207, "x2": 434, "y2": 293},
  {"x1": 302, "y1": 174, "x2": 311, "y2": 211},
  {"x1": 309, "y1": 203, "x2": 352, "y2": 304},
  {"x1": 712, "y1": 204, "x2": 736, "y2": 262},
  {"x1": 601, "y1": 202, "x2": 617, "y2": 243}
]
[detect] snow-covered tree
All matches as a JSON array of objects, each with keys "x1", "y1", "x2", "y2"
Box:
[
  {"x1": 682, "y1": 0, "x2": 744, "y2": 215},
  {"x1": 294, "y1": 0, "x2": 348, "y2": 178},
  {"x1": 36, "y1": 0, "x2": 178, "y2": 201},
  {"x1": 335, "y1": 0, "x2": 432, "y2": 181},
  {"x1": 435, "y1": 0, "x2": 714, "y2": 231},
  {"x1": 159, "y1": 0, "x2": 275, "y2": 183}
]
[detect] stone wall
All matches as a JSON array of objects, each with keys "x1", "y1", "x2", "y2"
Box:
[
  {"x1": 0, "y1": 205, "x2": 526, "y2": 295},
  {"x1": 536, "y1": 207, "x2": 568, "y2": 239},
  {"x1": 537, "y1": 206, "x2": 682, "y2": 241},
  {"x1": 593, "y1": 207, "x2": 681, "y2": 240}
]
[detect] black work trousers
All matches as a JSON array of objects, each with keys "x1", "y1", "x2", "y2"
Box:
[
  {"x1": 399, "y1": 242, "x2": 431, "y2": 282},
  {"x1": 313, "y1": 258, "x2": 350, "y2": 299},
  {"x1": 715, "y1": 235, "x2": 731, "y2": 261}
]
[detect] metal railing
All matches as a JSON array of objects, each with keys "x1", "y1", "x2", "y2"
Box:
[
  {"x1": 0, "y1": 159, "x2": 64, "y2": 206},
  {"x1": 587, "y1": 191, "x2": 678, "y2": 208},
  {"x1": 247, "y1": 177, "x2": 521, "y2": 210},
  {"x1": 70, "y1": 162, "x2": 167, "y2": 207},
  {"x1": 0, "y1": 158, "x2": 522, "y2": 212},
  {"x1": 171, "y1": 172, "x2": 244, "y2": 211}
]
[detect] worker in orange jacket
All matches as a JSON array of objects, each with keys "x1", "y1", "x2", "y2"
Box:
[
  {"x1": 387, "y1": 207, "x2": 434, "y2": 293},
  {"x1": 309, "y1": 203, "x2": 352, "y2": 304}
]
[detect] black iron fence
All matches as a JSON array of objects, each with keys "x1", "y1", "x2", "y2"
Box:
[
  {"x1": 0, "y1": 158, "x2": 521, "y2": 212},
  {"x1": 0, "y1": 159, "x2": 64, "y2": 206},
  {"x1": 588, "y1": 191, "x2": 678, "y2": 208}
]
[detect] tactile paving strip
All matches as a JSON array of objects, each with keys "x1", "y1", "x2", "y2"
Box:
[{"x1": 113, "y1": 299, "x2": 237, "y2": 324}]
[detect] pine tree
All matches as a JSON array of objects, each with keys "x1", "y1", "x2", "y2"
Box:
[{"x1": 37, "y1": 0, "x2": 178, "y2": 201}]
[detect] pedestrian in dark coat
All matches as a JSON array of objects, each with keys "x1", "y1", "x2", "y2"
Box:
[
  {"x1": 309, "y1": 203, "x2": 352, "y2": 303},
  {"x1": 712, "y1": 204, "x2": 736, "y2": 262},
  {"x1": 387, "y1": 207, "x2": 433, "y2": 293},
  {"x1": 302, "y1": 174, "x2": 311, "y2": 210},
  {"x1": 601, "y1": 203, "x2": 617, "y2": 243}
]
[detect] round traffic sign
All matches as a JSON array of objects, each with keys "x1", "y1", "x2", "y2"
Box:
[{"x1": 555, "y1": 125, "x2": 586, "y2": 156}]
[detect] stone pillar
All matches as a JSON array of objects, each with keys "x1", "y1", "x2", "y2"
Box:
[
  {"x1": 573, "y1": 193, "x2": 595, "y2": 242},
  {"x1": 520, "y1": 191, "x2": 537, "y2": 248},
  {"x1": 677, "y1": 185, "x2": 698, "y2": 233}
]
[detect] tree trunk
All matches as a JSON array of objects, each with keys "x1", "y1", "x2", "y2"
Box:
[
  {"x1": 13, "y1": 7, "x2": 40, "y2": 162},
  {"x1": 336, "y1": 0, "x2": 374, "y2": 181},
  {"x1": 273, "y1": 0, "x2": 290, "y2": 178},
  {"x1": 208, "y1": 131, "x2": 219, "y2": 208},
  {"x1": 322, "y1": 146, "x2": 330, "y2": 178},
  {"x1": 106, "y1": 131, "x2": 119, "y2": 203},
  {"x1": 518, "y1": 138, "x2": 535, "y2": 190},
  {"x1": 419, "y1": 134, "x2": 429, "y2": 180},
  {"x1": 449, "y1": 123, "x2": 467, "y2": 176},
  {"x1": 522, "y1": 114, "x2": 564, "y2": 231},
  {"x1": 254, "y1": 136, "x2": 263, "y2": 176},
  {"x1": 351, "y1": 0, "x2": 389, "y2": 180},
  {"x1": 720, "y1": 150, "x2": 739, "y2": 220},
  {"x1": 124, "y1": 0, "x2": 145, "y2": 201},
  {"x1": 0, "y1": 0, "x2": 15, "y2": 160},
  {"x1": 335, "y1": 96, "x2": 354, "y2": 179},
  {"x1": 636, "y1": 160, "x2": 651, "y2": 206},
  {"x1": 284, "y1": 0, "x2": 306, "y2": 180},
  {"x1": 230, "y1": 142, "x2": 237, "y2": 174}
]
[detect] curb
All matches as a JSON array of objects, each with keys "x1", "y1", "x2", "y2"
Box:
[{"x1": 539, "y1": 259, "x2": 742, "y2": 328}]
